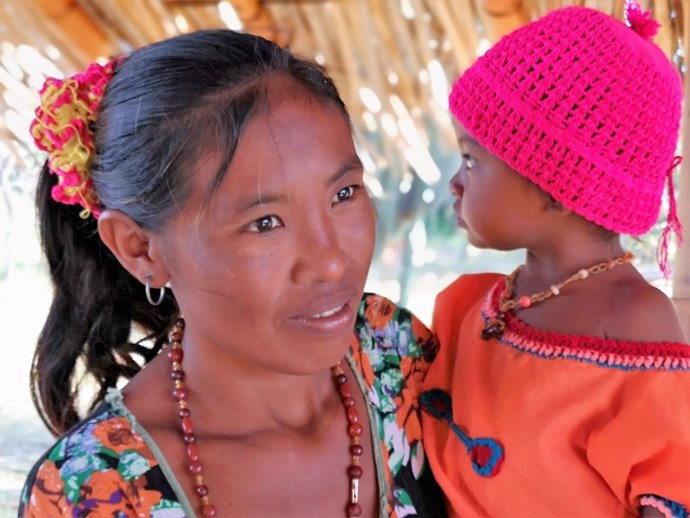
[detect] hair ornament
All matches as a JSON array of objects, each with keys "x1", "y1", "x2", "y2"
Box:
[
  {"x1": 624, "y1": 0, "x2": 661, "y2": 41},
  {"x1": 30, "y1": 60, "x2": 116, "y2": 219}
]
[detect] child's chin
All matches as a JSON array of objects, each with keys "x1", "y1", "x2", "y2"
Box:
[
  {"x1": 465, "y1": 234, "x2": 488, "y2": 249},
  {"x1": 465, "y1": 234, "x2": 508, "y2": 251}
]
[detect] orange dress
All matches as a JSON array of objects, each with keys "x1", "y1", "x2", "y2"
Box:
[{"x1": 422, "y1": 273, "x2": 690, "y2": 518}]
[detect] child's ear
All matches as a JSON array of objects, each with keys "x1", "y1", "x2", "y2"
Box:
[
  {"x1": 546, "y1": 195, "x2": 572, "y2": 215},
  {"x1": 97, "y1": 209, "x2": 170, "y2": 288}
]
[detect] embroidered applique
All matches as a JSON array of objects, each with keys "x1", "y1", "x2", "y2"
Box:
[{"x1": 421, "y1": 389, "x2": 504, "y2": 477}]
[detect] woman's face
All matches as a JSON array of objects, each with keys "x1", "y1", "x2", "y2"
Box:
[{"x1": 157, "y1": 86, "x2": 376, "y2": 374}]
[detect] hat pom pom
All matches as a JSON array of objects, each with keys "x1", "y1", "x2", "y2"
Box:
[{"x1": 625, "y1": 0, "x2": 661, "y2": 41}]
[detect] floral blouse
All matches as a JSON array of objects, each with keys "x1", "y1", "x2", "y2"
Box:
[{"x1": 19, "y1": 294, "x2": 446, "y2": 518}]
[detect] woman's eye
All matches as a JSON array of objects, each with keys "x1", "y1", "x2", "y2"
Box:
[
  {"x1": 248, "y1": 215, "x2": 282, "y2": 233},
  {"x1": 333, "y1": 185, "x2": 359, "y2": 203},
  {"x1": 462, "y1": 154, "x2": 475, "y2": 170}
]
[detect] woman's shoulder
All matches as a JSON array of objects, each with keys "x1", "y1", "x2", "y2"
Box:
[
  {"x1": 26, "y1": 400, "x2": 143, "y2": 467},
  {"x1": 351, "y1": 293, "x2": 439, "y2": 406},
  {"x1": 19, "y1": 393, "x2": 182, "y2": 518},
  {"x1": 355, "y1": 292, "x2": 438, "y2": 361},
  {"x1": 351, "y1": 294, "x2": 448, "y2": 518}
]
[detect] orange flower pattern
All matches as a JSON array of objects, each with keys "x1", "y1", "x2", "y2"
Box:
[
  {"x1": 351, "y1": 294, "x2": 441, "y2": 518},
  {"x1": 24, "y1": 461, "x2": 67, "y2": 518},
  {"x1": 19, "y1": 294, "x2": 443, "y2": 518},
  {"x1": 19, "y1": 402, "x2": 180, "y2": 518}
]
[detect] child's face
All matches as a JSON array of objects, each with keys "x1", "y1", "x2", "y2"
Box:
[
  {"x1": 154, "y1": 87, "x2": 376, "y2": 375},
  {"x1": 449, "y1": 121, "x2": 550, "y2": 250}
]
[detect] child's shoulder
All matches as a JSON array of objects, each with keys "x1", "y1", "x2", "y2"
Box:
[
  {"x1": 437, "y1": 272, "x2": 503, "y2": 307},
  {"x1": 440, "y1": 272, "x2": 504, "y2": 294},
  {"x1": 605, "y1": 276, "x2": 687, "y2": 344},
  {"x1": 431, "y1": 273, "x2": 504, "y2": 335}
]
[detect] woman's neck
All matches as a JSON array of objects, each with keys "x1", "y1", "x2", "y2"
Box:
[{"x1": 177, "y1": 338, "x2": 341, "y2": 437}]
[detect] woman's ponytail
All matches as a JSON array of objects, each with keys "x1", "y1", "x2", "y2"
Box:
[{"x1": 31, "y1": 162, "x2": 177, "y2": 436}]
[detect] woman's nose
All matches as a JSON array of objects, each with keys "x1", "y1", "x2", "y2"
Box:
[{"x1": 291, "y1": 230, "x2": 346, "y2": 285}]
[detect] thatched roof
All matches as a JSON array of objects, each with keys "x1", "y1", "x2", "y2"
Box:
[{"x1": 2, "y1": 0, "x2": 686, "y2": 178}]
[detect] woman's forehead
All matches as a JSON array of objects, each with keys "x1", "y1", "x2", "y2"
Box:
[
  {"x1": 232, "y1": 96, "x2": 354, "y2": 177},
  {"x1": 187, "y1": 91, "x2": 354, "y2": 203},
  {"x1": 256, "y1": 74, "x2": 328, "y2": 111}
]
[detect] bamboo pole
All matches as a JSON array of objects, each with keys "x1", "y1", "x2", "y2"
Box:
[
  {"x1": 425, "y1": 0, "x2": 476, "y2": 74},
  {"x1": 671, "y1": 0, "x2": 690, "y2": 337},
  {"x1": 368, "y1": 0, "x2": 418, "y2": 105}
]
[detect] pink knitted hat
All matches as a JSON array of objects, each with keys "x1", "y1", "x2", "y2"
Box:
[{"x1": 449, "y1": 4, "x2": 683, "y2": 242}]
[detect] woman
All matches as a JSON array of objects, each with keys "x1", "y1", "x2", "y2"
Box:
[{"x1": 20, "y1": 30, "x2": 445, "y2": 518}]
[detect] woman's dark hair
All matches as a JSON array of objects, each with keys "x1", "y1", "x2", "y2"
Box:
[{"x1": 32, "y1": 29, "x2": 349, "y2": 436}]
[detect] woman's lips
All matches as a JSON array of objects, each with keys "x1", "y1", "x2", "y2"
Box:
[
  {"x1": 290, "y1": 299, "x2": 357, "y2": 335},
  {"x1": 310, "y1": 304, "x2": 346, "y2": 319}
]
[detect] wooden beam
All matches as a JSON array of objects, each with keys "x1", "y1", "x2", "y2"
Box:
[
  {"x1": 229, "y1": 0, "x2": 286, "y2": 46},
  {"x1": 479, "y1": 0, "x2": 529, "y2": 41},
  {"x1": 31, "y1": 0, "x2": 112, "y2": 61}
]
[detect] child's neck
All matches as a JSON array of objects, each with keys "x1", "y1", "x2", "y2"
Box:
[
  {"x1": 505, "y1": 236, "x2": 645, "y2": 340},
  {"x1": 521, "y1": 237, "x2": 625, "y2": 283}
]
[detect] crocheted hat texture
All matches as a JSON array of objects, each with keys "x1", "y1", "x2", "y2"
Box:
[{"x1": 449, "y1": 5, "x2": 683, "y2": 236}]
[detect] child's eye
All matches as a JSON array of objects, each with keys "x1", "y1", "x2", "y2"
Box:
[
  {"x1": 247, "y1": 215, "x2": 283, "y2": 233},
  {"x1": 462, "y1": 154, "x2": 476, "y2": 170},
  {"x1": 333, "y1": 185, "x2": 360, "y2": 203}
]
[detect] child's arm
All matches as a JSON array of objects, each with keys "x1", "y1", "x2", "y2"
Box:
[
  {"x1": 641, "y1": 506, "x2": 665, "y2": 518},
  {"x1": 612, "y1": 283, "x2": 687, "y2": 518}
]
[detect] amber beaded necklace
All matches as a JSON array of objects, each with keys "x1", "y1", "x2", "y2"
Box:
[
  {"x1": 482, "y1": 251, "x2": 634, "y2": 340},
  {"x1": 166, "y1": 318, "x2": 365, "y2": 517}
]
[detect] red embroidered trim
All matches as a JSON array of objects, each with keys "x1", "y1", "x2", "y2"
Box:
[{"x1": 482, "y1": 279, "x2": 690, "y2": 371}]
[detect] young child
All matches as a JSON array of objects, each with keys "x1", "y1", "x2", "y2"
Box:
[{"x1": 421, "y1": 4, "x2": 690, "y2": 517}]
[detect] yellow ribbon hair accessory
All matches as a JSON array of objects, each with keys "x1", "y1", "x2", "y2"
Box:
[{"x1": 30, "y1": 61, "x2": 116, "y2": 219}]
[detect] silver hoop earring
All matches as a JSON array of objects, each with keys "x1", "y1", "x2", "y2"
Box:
[{"x1": 145, "y1": 275, "x2": 166, "y2": 306}]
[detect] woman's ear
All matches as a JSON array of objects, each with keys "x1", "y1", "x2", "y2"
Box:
[{"x1": 97, "y1": 209, "x2": 170, "y2": 288}]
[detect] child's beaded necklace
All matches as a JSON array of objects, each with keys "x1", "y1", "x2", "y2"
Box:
[{"x1": 482, "y1": 251, "x2": 634, "y2": 340}]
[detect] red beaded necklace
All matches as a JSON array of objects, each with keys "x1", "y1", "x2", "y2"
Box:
[{"x1": 166, "y1": 318, "x2": 365, "y2": 517}]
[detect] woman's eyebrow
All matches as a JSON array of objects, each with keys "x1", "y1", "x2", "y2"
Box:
[
  {"x1": 237, "y1": 192, "x2": 287, "y2": 213},
  {"x1": 327, "y1": 155, "x2": 364, "y2": 186},
  {"x1": 234, "y1": 155, "x2": 364, "y2": 214}
]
